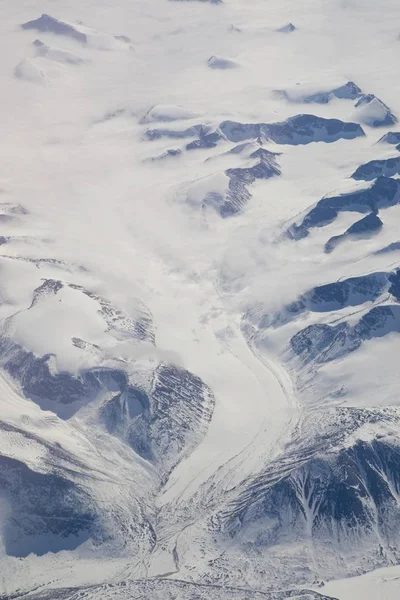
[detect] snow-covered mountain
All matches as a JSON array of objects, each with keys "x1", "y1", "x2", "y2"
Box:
[{"x1": 1, "y1": 1, "x2": 400, "y2": 599}]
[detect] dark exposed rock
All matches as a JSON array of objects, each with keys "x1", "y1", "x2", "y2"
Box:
[
  {"x1": 355, "y1": 94, "x2": 397, "y2": 127},
  {"x1": 302, "y1": 81, "x2": 362, "y2": 104},
  {"x1": 226, "y1": 148, "x2": 281, "y2": 182},
  {"x1": 306, "y1": 272, "x2": 388, "y2": 311},
  {"x1": 219, "y1": 121, "x2": 261, "y2": 143},
  {"x1": 375, "y1": 240, "x2": 400, "y2": 254},
  {"x1": 289, "y1": 176, "x2": 399, "y2": 240},
  {"x1": 324, "y1": 212, "x2": 383, "y2": 253},
  {"x1": 127, "y1": 364, "x2": 215, "y2": 475},
  {"x1": 0, "y1": 338, "x2": 129, "y2": 417},
  {"x1": 0, "y1": 455, "x2": 96, "y2": 557},
  {"x1": 68, "y1": 283, "x2": 155, "y2": 343},
  {"x1": 216, "y1": 401, "x2": 400, "y2": 587},
  {"x1": 100, "y1": 387, "x2": 149, "y2": 436},
  {"x1": 21, "y1": 14, "x2": 87, "y2": 43},
  {"x1": 388, "y1": 268, "x2": 400, "y2": 301},
  {"x1": 221, "y1": 115, "x2": 364, "y2": 145},
  {"x1": 186, "y1": 128, "x2": 224, "y2": 150},
  {"x1": 276, "y1": 23, "x2": 296, "y2": 33},
  {"x1": 219, "y1": 175, "x2": 252, "y2": 217},
  {"x1": 302, "y1": 91, "x2": 332, "y2": 104},
  {"x1": 291, "y1": 322, "x2": 348, "y2": 361},
  {"x1": 206, "y1": 148, "x2": 281, "y2": 217},
  {"x1": 343, "y1": 211, "x2": 383, "y2": 236},
  {"x1": 332, "y1": 81, "x2": 362, "y2": 100},
  {"x1": 265, "y1": 114, "x2": 364, "y2": 145},
  {"x1": 352, "y1": 156, "x2": 400, "y2": 181},
  {"x1": 256, "y1": 269, "x2": 396, "y2": 330},
  {"x1": 290, "y1": 304, "x2": 400, "y2": 364},
  {"x1": 0, "y1": 279, "x2": 155, "y2": 417},
  {"x1": 149, "y1": 115, "x2": 364, "y2": 147},
  {"x1": 378, "y1": 131, "x2": 400, "y2": 145}
]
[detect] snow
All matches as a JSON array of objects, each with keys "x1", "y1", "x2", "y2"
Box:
[
  {"x1": 1, "y1": 0, "x2": 400, "y2": 597},
  {"x1": 140, "y1": 104, "x2": 200, "y2": 123},
  {"x1": 33, "y1": 40, "x2": 85, "y2": 65},
  {"x1": 14, "y1": 58, "x2": 45, "y2": 82},
  {"x1": 21, "y1": 14, "x2": 132, "y2": 50},
  {"x1": 353, "y1": 95, "x2": 395, "y2": 127},
  {"x1": 323, "y1": 565, "x2": 400, "y2": 600}
]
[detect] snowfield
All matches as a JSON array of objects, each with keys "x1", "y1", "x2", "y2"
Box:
[{"x1": 1, "y1": 0, "x2": 400, "y2": 598}]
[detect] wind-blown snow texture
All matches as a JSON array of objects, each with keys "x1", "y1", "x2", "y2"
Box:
[{"x1": 1, "y1": 1, "x2": 400, "y2": 599}]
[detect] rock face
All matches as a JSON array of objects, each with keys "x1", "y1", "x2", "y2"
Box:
[
  {"x1": 352, "y1": 156, "x2": 400, "y2": 181},
  {"x1": 0, "y1": 280, "x2": 215, "y2": 477},
  {"x1": 276, "y1": 81, "x2": 362, "y2": 105},
  {"x1": 179, "y1": 117, "x2": 361, "y2": 220},
  {"x1": 266, "y1": 269, "x2": 400, "y2": 363},
  {"x1": 265, "y1": 114, "x2": 364, "y2": 144},
  {"x1": 354, "y1": 94, "x2": 397, "y2": 127},
  {"x1": 219, "y1": 121, "x2": 262, "y2": 143},
  {"x1": 324, "y1": 211, "x2": 383, "y2": 253},
  {"x1": 260, "y1": 270, "x2": 392, "y2": 328},
  {"x1": 0, "y1": 452, "x2": 96, "y2": 557},
  {"x1": 0, "y1": 269, "x2": 216, "y2": 568},
  {"x1": 0, "y1": 280, "x2": 157, "y2": 412},
  {"x1": 276, "y1": 22, "x2": 296, "y2": 33},
  {"x1": 289, "y1": 176, "x2": 400, "y2": 240},
  {"x1": 291, "y1": 304, "x2": 400, "y2": 364},
  {"x1": 148, "y1": 115, "x2": 364, "y2": 146},
  {"x1": 186, "y1": 129, "x2": 224, "y2": 150},
  {"x1": 101, "y1": 363, "x2": 215, "y2": 477},
  {"x1": 308, "y1": 272, "x2": 392, "y2": 309},
  {"x1": 196, "y1": 147, "x2": 281, "y2": 217},
  {"x1": 388, "y1": 268, "x2": 400, "y2": 300},
  {"x1": 331, "y1": 80, "x2": 362, "y2": 99},
  {"x1": 21, "y1": 13, "x2": 131, "y2": 50},
  {"x1": 215, "y1": 412, "x2": 400, "y2": 587},
  {"x1": 222, "y1": 148, "x2": 281, "y2": 216},
  {"x1": 21, "y1": 14, "x2": 88, "y2": 43},
  {"x1": 376, "y1": 240, "x2": 400, "y2": 254},
  {"x1": 378, "y1": 131, "x2": 400, "y2": 144},
  {"x1": 220, "y1": 115, "x2": 365, "y2": 145},
  {"x1": 238, "y1": 239, "x2": 400, "y2": 588},
  {"x1": 250, "y1": 267, "x2": 400, "y2": 363},
  {"x1": 0, "y1": 338, "x2": 129, "y2": 416}
]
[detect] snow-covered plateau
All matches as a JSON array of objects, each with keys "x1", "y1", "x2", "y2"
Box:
[{"x1": 1, "y1": 1, "x2": 400, "y2": 599}]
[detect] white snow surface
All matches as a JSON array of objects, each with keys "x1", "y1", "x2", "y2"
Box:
[{"x1": 1, "y1": 0, "x2": 400, "y2": 598}]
